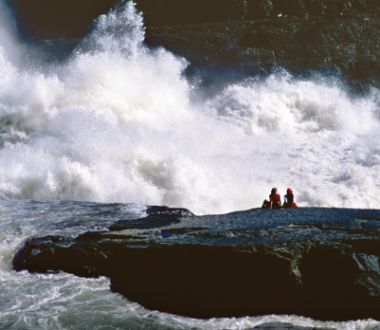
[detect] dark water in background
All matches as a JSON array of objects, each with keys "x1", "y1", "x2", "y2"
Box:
[{"x1": 0, "y1": 0, "x2": 380, "y2": 328}]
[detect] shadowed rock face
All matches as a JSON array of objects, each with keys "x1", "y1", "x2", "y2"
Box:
[
  {"x1": 13, "y1": 206, "x2": 380, "y2": 320},
  {"x1": 7, "y1": 0, "x2": 380, "y2": 37},
  {"x1": 6, "y1": 0, "x2": 380, "y2": 88}
]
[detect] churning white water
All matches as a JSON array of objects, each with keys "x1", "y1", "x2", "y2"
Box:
[
  {"x1": 0, "y1": 200, "x2": 378, "y2": 330},
  {"x1": 0, "y1": 2, "x2": 379, "y2": 214},
  {"x1": 1, "y1": 2, "x2": 380, "y2": 329}
]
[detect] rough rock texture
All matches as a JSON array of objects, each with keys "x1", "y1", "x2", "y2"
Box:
[
  {"x1": 7, "y1": 0, "x2": 380, "y2": 37},
  {"x1": 6, "y1": 0, "x2": 380, "y2": 88},
  {"x1": 13, "y1": 206, "x2": 380, "y2": 320}
]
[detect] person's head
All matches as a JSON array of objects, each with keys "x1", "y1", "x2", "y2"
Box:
[
  {"x1": 271, "y1": 187, "x2": 277, "y2": 195},
  {"x1": 287, "y1": 188, "x2": 293, "y2": 195}
]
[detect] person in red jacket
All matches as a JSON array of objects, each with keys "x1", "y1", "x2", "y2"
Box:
[
  {"x1": 283, "y1": 188, "x2": 298, "y2": 208},
  {"x1": 262, "y1": 187, "x2": 282, "y2": 209}
]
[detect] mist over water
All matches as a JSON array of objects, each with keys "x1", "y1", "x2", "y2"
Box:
[
  {"x1": 0, "y1": 1, "x2": 379, "y2": 215},
  {"x1": 1, "y1": 2, "x2": 380, "y2": 329}
]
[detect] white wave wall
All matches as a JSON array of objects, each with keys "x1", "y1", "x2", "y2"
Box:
[{"x1": 0, "y1": 2, "x2": 379, "y2": 214}]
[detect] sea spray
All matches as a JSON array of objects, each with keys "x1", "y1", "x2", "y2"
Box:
[
  {"x1": 0, "y1": 2, "x2": 379, "y2": 214},
  {"x1": 0, "y1": 2, "x2": 380, "y2": 329}
]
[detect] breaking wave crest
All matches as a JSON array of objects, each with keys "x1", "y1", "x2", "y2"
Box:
[{"x1": 0, "y1": 2, "x2": 379, "y2": 214}]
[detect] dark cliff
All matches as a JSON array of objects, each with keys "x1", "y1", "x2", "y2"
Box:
[
  {"x1": 7, "y1": 0, "x2": 380, "y2": 38},
  {"x1": 13, "y1": 206, "x2": 380, "y2": 320},
  {"x1": 6, "y1": 0, "x2": 380, "y2": 87}
]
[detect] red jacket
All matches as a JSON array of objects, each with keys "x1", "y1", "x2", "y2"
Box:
[{"x1": 270, "y1": 193, "x2": 281, "y2": 203}]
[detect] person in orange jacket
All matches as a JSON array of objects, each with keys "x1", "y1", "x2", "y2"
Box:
[
  {"x1": 262, "y1": 187, "x2": 282, "y2": 209},
  {"x1": 283, "y1": 188, "x2": 298, "y2": 208}
]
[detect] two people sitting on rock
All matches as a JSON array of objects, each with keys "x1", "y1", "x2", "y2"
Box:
[{"x1": 262, "y1": 187, "x2": 297, "y2": 209}]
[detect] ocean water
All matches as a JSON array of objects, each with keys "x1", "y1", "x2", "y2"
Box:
[
  {"x1": 0, "y1": 1, "x2": 380, "y2": 329},
  {"x1": 2, "y1": 200, "x2": 380, "y2": 330}
]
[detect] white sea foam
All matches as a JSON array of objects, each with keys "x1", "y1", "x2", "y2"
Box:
[
  {"x1": 0, "y1": 1, "x2": 25, "y2": 67},
  {"x1": 1, "y1": 4, "x2": 380, "y2": 329},
  {"x1": 0, "y1": 2, "x2": 379, "y2": 215}
]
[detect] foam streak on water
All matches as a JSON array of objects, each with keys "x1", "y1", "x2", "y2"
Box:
[
  {"x1": 0, "y1": 2, "x2": 380, "y2": 329},
  {"x1": 0, "y1": 3, "x2": 379, "y2": 214},
  {"x1": 1, "y1": 199, "x2": 377, "y2": 330},
  {"x1": 0, "y1": 201, "x2": 378, "y2": 330}
]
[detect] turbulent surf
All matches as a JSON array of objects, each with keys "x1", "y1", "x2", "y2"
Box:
[{"x1": 1, "y1": 1, "x2": 380, "y2": 329}]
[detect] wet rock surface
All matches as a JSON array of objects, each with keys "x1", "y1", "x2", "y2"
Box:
[{"x1": 13, "y1": 206, "x2": 380, "y2": 320}]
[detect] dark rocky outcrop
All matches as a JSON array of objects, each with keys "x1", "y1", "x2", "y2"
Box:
[
  {"x1": 13, "y1": 206, "x2": 380, "y2": 320},
  {"x1": 6, "y1": 0, "x2": 380, "y2": 88},
  {"x1": 7, "y1": 0, "x2": 380, "y2": 38}
]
